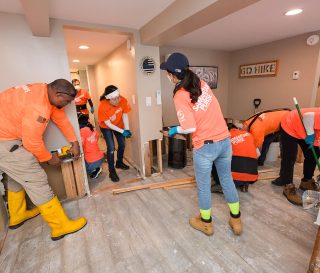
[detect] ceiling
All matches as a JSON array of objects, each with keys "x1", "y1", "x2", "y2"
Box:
[
  {"x1": 0, "y1": 0, "x2": 319, "y2": 70},
  {"x1": 168, "y1": 0, "x2": 320, "y2": 51}
]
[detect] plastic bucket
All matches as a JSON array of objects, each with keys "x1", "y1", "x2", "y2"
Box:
[
  {"x1": 265, "y1": 142, "x2": 280, "y2": 162},
  {"x1": 168, "y1": 138, "x2": 187, "y2": 169}
]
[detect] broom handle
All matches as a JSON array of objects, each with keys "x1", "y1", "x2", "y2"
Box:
[{"x1": 293, "y1": 97, "x2": 320, "y2": 171}]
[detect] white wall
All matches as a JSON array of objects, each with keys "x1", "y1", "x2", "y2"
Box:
[
  {"x1": 0, "y1": 13, "x2": 80, "y2": 151},
  {"x1": 160, "y1": 46, "x2": 230, "y2": 126}
]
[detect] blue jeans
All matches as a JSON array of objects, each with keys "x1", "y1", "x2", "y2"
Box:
[
  {"x1": 193, "y1": 137, "x2": 239, "y2": 210},
  {"x1": 85, "y1": 158, "x2": 103, "y2": 173},
  {"x1": 100, "y1": 128, "x2": 126, "y2": 170}
]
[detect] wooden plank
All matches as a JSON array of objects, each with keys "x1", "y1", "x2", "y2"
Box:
[
  {"x1": 61, "y1": 162, "x2": 78, "y2": 199},
  {"x1": 92, "y1": 177, "x2": 143, "y2": 195},
  {"x1": 112, "y1": 176, "x2": 195, "y2": 194},
  {"x1": 149, "y1": 179, "x2": 195, "y2": 189},
  {"x1": 157, "y1": 139, "x2": 163, "y2": 174},
  {"x1": 72, "y1": 159, "x2": 86, "y2": 197},
  {"x1": 258, "y1": 168, "x2": 276, "y2": 174},
  {"x1": 164, "y1": 183, "x2": 196, "y2": 190},
  {"x1": 296, "y1": 145, "x2": 304, "y2": 163},
  {"x1": 144, "y1": 142, "x2": 152, "y2": 177},
  {"x1": 308, "y1": 226, "x2": 320, "y2": 273}
]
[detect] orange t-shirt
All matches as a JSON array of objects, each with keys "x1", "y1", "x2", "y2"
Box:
[
  {"x1": 98, "y1": 96, "x2": 131, "y2": 129},
  {"x1": 0, "y1": 83, "x2": 77, "y2": 162},
  {"x1": 281, "y1": 108, "x2": 320, "y2": 146},
  {"x1": 80, "y1": 127, "x2": 104, "y2": 163},
  {"x1": 173, "y1": 81, "x2": 229, "y2": 149},
  {"x1": 243, "y1": 110, "x2": 290, "y2": 148},
  {"x1": 74, "y1": 89, "x2": 91, "y2": 105}
]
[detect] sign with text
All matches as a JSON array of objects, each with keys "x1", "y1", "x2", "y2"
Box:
[{"x1": 239, "y1": 60, "x2": 278, "y2": 78}]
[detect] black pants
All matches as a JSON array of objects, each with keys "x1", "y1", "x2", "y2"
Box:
[
  {"x1": 258, "y1": 132, "x2": 279, "y2": 165},
  {"x1": 279, "y1": 126, "x2": 320, "y2": 184}
]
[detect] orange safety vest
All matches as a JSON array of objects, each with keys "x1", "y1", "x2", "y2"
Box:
[{"x1": 230, "y1": 128, "x2": 258, "y2": 183}]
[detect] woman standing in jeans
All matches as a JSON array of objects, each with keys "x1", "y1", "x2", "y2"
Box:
[
  {"x1": 160, "y1": 53, "x2": 242, "y2": 236},
  {"x1": 98, "y1": 85, "x2": 132, "y2": 182}
]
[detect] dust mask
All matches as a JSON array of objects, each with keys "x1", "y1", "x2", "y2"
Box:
[
  {"x1": 74, "y1": 85, "x2": 80, "y2": 90},
  {"x1": 167, "y1": 74, "x2": 175, "y2": 85}
]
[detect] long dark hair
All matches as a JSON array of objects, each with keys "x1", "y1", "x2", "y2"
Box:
[
  {"x1": 171, "y1": 69, "x2": 201, "y2": 103},
  {"x1": 78, "y1": 114, "x2": 94, "y2": 131},
  {"x1": 100, "y1": 85, "x2": 118, "y2": 101}
]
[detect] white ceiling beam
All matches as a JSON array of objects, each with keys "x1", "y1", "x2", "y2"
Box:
[
  {"x1": 20, "y1": 0, "x2": 50, "y2": 37},
  {"x1": 140, "y1": 0, "x2": 260, "y2": 46}
]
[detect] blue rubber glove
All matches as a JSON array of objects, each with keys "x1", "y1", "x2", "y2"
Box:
[
  {"x1": 168, "y1": 126, "x2": 178, "y2": 137},
  {"x1": 305, "y1": 134, "x2": 315, "y2": 148},
  {"x1": 122, "y1": 130, "x2": 132, "y2": 138},
  {"x1": 90, "y1": 107, "x2": 94, "y2": 114}
]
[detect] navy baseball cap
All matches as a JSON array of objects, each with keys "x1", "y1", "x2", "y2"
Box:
[{"x1": 160, "y1": 52, "x2": 189, "y2": 74}]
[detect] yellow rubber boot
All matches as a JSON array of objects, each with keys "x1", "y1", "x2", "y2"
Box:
[
  {"x1": 8, "y1": 191, "x2": 40, "y2": 229},
  {"x1": 39, "y1": 196, "x2": 87, "y2": 241}
]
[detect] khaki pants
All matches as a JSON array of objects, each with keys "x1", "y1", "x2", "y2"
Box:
[{"x1": 0, "y1": 140, "x2": 54, "y2": 206}]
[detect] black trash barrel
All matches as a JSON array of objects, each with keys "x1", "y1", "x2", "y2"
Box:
[{"x1": 168, "y1": 138, "x2": 187, "y2": 169}]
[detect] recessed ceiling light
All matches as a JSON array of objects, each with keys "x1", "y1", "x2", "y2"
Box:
[
  {"x1": 285, "y1": 8, "x2": 303, "y2": 16},
  {"x1": 78, "y1": 45, "x2": 89, "y2": 50},
  {"x1": 72, "y1": 59, "x2": 80, "y2": 63}
]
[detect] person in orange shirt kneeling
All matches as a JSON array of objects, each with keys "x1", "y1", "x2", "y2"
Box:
[
  {"x1": 78, "y1": 114, "x2": 104, "y2": 179},
  {"x1": 98, "y1": 85, "x2": 132, "y2": 182}
]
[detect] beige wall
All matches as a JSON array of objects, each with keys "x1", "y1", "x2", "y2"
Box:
[
  {"x1": 228, "y1": 32, "x2": 320, "y2": 120},
  {"x1": 0, "y1": 13, "x2": 88, "y2": 197},
  {"x1": 160, "y1": 46, "x2": 230, "y2": 126}
]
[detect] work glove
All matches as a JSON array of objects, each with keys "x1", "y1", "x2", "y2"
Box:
[
  {"x1": 122, "y1": 130, "x2": 132, "y2": 138},
  {"x1": 90, "y1": 107, "x2": 94, "y2": 114},
  {"x1": 305, "y1": 134, "x2": 315, "y2": 148},
  {"x1": 168, "y1": 126, "x2": 178, "y2": 137}
]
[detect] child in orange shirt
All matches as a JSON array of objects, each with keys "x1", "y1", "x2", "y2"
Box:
[{"x1": 78, "y1": 114, "x2": 104, "y2": 179}]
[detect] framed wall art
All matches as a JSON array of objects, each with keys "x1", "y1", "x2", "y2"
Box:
[{"x1": 189, "y1": 66, "x2": 218, "y2": 89}]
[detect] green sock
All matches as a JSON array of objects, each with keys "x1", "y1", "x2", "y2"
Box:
[
  {"x1": 200, "y1": 208, "x2": 211, "y2": 220},
  {"x1": 228, "y1": 202, "x2": 240, "y2": 216}
]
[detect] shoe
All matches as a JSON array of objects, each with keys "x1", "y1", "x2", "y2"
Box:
[
  {"x1": 109, "y1": 169, "x2": 120, "y2": 182},
  {"x1": 38, "y1": 196, "x2": 87, "y2": 241},
  {"x1": 211, "y1": 184, "x2": 223, "y2": 194},
  {"x1": 189, "y1": 215, "x2": 213, "y2": 236},
  {"x1": 299, "y1": 178, "x2": 320, "y2": 191},
  {"x1": 272, "y1": 177, "x2": 287, "y2": 186},
  {"x1": 8, "y1": 191, "x2": 40, "y2": 229},
  {"x1": 90, "y1": 167, "x2": 102, "y2": 179},
  {"x1": 229, "y1": 213, "x2": 242, "y2": 235},
  {"x1": 283, "y1": 184, "x2": 302, "y2": 206},
  {"x1": 115, "y1": 161, "x2": 130, "y2": 170},
  {"x1": 239, "y1": 185, "x2": 249, "y2": 192}
]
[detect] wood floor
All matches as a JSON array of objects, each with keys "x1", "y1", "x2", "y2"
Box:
[{"x1": 0, "y1": 160, "x2": 318, "y2": 273}]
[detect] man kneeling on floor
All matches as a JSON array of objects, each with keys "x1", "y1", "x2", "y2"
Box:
[
  {"x1": 211, "y1": 123, "x2": 258, "y2": 193},
  {"x1": 0, "y1": 79, "x2": 87, "y2": 240}
]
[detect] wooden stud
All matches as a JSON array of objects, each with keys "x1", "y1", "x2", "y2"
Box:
[
  {"x1": 92, "y1": 177, "x2": 142, "y2": 195},
  {"x1": 157, "y1": 139, "x2": 163, "y2": 174},
  {"x1": 72, "y1": 159, "x2": 86, "y2": 197},
  {"x1": 61, "y1": 162, "x2": 78, "y2": 199},
  {"x1": 164, "y1": 184, "x2": 196, "y2": 190},
  {"x1": 258, "y1": 168, "x2": 276, "y2": 174},
  {"x1": 144, "y1": 142, "x2": 152, "y2": 177}
]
